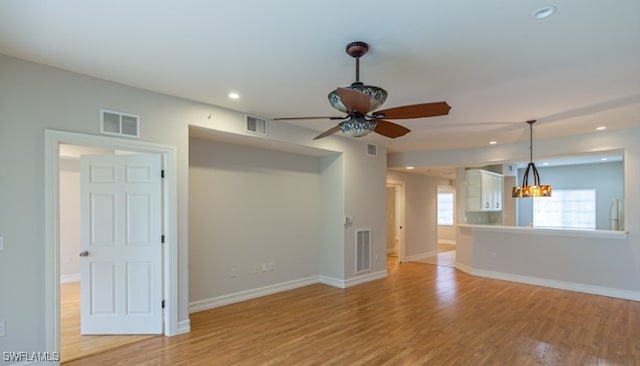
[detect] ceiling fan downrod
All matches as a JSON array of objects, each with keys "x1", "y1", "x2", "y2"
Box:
[{"x1": 346, "y1": 41, "x2": 368, "y2": 84}]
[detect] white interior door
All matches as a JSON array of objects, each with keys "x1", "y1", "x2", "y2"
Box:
[{"x1": 80, "y1": 154, "x2": 162, "y2": 334}]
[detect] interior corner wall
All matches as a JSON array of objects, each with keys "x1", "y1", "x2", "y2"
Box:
[
  {"x1": 386, "y1": 170, "x2": 449, "y2": 258},
  {"x1": 343, "y1": 144, "x2": 388, "y2": 278},
  {"x1": 319, "y1": 154, "x2": 345, "y2": 279},
  {"x1": 188, "y1": 138, "x2": 322, "y2": 302}
]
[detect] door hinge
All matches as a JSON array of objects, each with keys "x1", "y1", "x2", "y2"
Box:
[
  {"x1": 161, "y1": 235, "x2": 165, "y2": 243},
  {"x1": 161, "y1": 169, "x2": 165, "y2": 178},
  {"x1": 162, "y1": 300, "x2": 165, "y2": 309}
]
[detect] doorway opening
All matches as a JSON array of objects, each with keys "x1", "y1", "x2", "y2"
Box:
[
  {"x1": 386, "y1": 181, "x2": 405, "y2": 265},
  {"x1": 436, "y1": 185, "x2": 456, "y2": 267},
  {"x1": 44, "y1": 130, "x2": 179, "y2": 361}
]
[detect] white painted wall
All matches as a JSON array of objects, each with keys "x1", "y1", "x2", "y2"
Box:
[
  {"x1": 386, "y1": 171, "x2": 449, "y2": 259},
  {"x1": 0, "y1": 54, "x2": 387, "y2": 355}
]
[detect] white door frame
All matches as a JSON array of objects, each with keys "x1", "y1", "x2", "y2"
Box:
[
  {"x1": 44, "y1": 129, "x2": 179, "y2": 354},
  {"x1": 386, "y1": 180, "x2": 406, "y2": 262}
]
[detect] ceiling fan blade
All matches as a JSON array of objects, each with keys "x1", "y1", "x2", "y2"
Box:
[
  {"x1": 373, "y1": 119, "x2": 411, "y2": 138},
  {"x1": 313, "y1": 125, "x2": 342, "y2": 140},
  {"x1": 272, "y1": 116, "x2": 345, "y2": 121},
  {"x1": 375, "y1": 101, "x2": 451, "y2": 119},
  {"x1": 337, "y1": 87, "x2": 371, "y2": 115}
]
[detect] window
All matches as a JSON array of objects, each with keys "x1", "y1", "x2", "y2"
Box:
[
  {"x1": 437, "y1": 191, "x2": 454, "y2": 225},
  {"x1": 533, "y1": 189, "x2": 596, "y2": 229}
]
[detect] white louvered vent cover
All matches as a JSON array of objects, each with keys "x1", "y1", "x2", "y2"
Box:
[
  {"x1": 100, "y1": 109, "x2": 140, "y2": 138},
  {"x1": 366, "y1": 143, "x2": 377, "y2": 157},
  {"x1": 246, "y1": 115, "x2": 268, "y2": 136},
  {"x1": 356, "y1": 229, "x2": 371, "y2": 273}
]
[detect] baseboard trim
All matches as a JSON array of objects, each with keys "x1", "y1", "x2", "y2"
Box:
[
  {"x1": 317, "y1": 275, "x2": 345, "y2": 288},
  {"x1": 176, "y1": 319, "x2": 191, "y2": 335},
  {"x1": 60, "y1": 273, "x2": 80, "y2": 284},
  {"x1": 189, "y1": 271, "x2": 389, "y2": 313},
  {"x1": 344, "y1": 270, "x2": 387, "y2": 288},
  {"x1": 438, "y1": 240, "x2": 456, "y2": 245},
  {"x1": 404, "y1": 251, "x2": 437, "y2": 262},
  {"x1": 189, "y1": 276, "x2": 319, "y2": 313},
  {"x1": 464, "y1": 266, "x2": 640, "y2": 301}
]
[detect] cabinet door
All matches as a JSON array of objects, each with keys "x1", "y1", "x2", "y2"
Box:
[
  {"x1": 465, "y1": 171, "x2": 482, "y2": 211},
  {"x1": 481, "y1": 172, "x2": 493, "y2": 210},
  {"x1": 492, "y1": 175, "x2": 503, "y2": 210}
]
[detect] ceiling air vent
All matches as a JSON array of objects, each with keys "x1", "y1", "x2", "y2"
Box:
[
  {"x1": 366, "y1": 143, "x2": 377, "y2": 157},
  {"x1": 100, "y1": 109, "x2": 140, "y2": 138},
  {"x1": 246, "y1": 115, "x2": 268, "y2": 136}
]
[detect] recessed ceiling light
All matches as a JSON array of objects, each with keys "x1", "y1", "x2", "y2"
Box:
[
  {"x1": 601, "y1": 158, "x2": 608, "y2": 161},
  {"x1": 596, "y1": 126, "x2": 607, "y2": 130},
  {"x1": 228, "y1": 92, "x2": 240, "y2": 99},
  {"x1": 543, "y1": 162, "x2": 549, "y2": 166},
  {"x1": 406, "y1": 166, "x2": 414, "y2": 170},
  {"x1": 533, "y1": 6, "x2": 556, "y2": 19},
  {"x1": 489, "y1": 141, "x2": 497, "y2": 145}
]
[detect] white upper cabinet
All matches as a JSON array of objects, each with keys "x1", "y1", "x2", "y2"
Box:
[{"x1": 466, "y1": 169, "x2": 504, "y2": 212}]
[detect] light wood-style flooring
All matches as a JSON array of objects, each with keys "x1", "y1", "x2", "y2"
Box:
[
  {"x1": 411, "y1": 243, "x2": 456, "y2": 267},
  {"x1": 61, "y1": 282, "x2": 154, "y2": 363},
  {"x1": 64, "y1": 258, "x2": 640, "y2": 365}
]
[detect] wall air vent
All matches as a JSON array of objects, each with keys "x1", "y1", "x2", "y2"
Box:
[
  {"x1": 100, "y1": 109, "x2": 140, "y2": 138},
  {"x1": 366, "y1": 143, "x2": 377, "y2": 157},
  {"x1": 355, "y1": 229, "x2": 371, "y2": 273},
  {"x1": 246, "y1": 115, "x2": 268, "y2": 136}
]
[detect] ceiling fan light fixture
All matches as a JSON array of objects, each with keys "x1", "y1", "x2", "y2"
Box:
[
  {"x1": 328, "y1": 84, "x2": 388, "y2": 113},
  {"x1": 512, "y1": 120, "x2": 552, "y2": 198},
  {"x1": 339, "y1": 117, "x2": 377, "y2": 138}
]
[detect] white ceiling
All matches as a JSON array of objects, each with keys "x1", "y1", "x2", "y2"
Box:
[{"x1": 1, "y1": 1, "x2": 639, "y2": 155}]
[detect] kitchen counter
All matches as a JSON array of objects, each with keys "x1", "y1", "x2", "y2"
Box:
[{"x1": 457, "y1": 224, "x2": 628, "y2": 240}]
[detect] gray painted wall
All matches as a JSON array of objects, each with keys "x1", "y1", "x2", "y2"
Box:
[
  {"x1": 517, "y1": 161, "x2": 624, "y2": 229},
  {"x1": 189, "y1": 138, "x2": 323, "y2": 301}
]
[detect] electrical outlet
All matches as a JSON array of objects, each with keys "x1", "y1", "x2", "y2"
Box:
[
  {"x1": 0, "y1": 236, "x2": 4, "y2": 251},
  {"x1": 0, "y1": 321, "x2": 5, "y2": 336},
  {"x1": 491, "y1": 252, "x2": 497, "y2": 259},
  {"x1": 261, "y1": 263, "x2": 267, "y2": 272}
]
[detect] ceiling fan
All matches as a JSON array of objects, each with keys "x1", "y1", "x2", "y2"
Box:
[{"x1": 273, "y1": 41, "x2": 452, "y2": 140}]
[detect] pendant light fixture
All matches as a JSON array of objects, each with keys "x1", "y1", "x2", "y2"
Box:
[{"x1": 512, "y1": 120, "x2": 552, "y2": 198}]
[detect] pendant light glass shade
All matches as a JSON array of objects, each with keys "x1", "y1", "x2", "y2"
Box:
[
  {"x1": 339, "y1": 117, "x2": 377, "y2": 137},
  {"x1": 512, "y1": 120, "x2": 552, "y2": 198},
  {"x1": 328, "y1": 83, "x2": 388, "y2": 114}
]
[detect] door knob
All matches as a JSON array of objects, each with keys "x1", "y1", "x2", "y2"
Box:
[{"x1": 79, "y1": 250, "x2": 89, "y2": 257}]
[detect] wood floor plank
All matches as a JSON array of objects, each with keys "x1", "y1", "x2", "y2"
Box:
[
  {"x1": 60, "y1": 281, "x2": 155, "y2": 362},
  {"x1": 63, "y1": 258, "x2": 640, "y2": 365}
]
